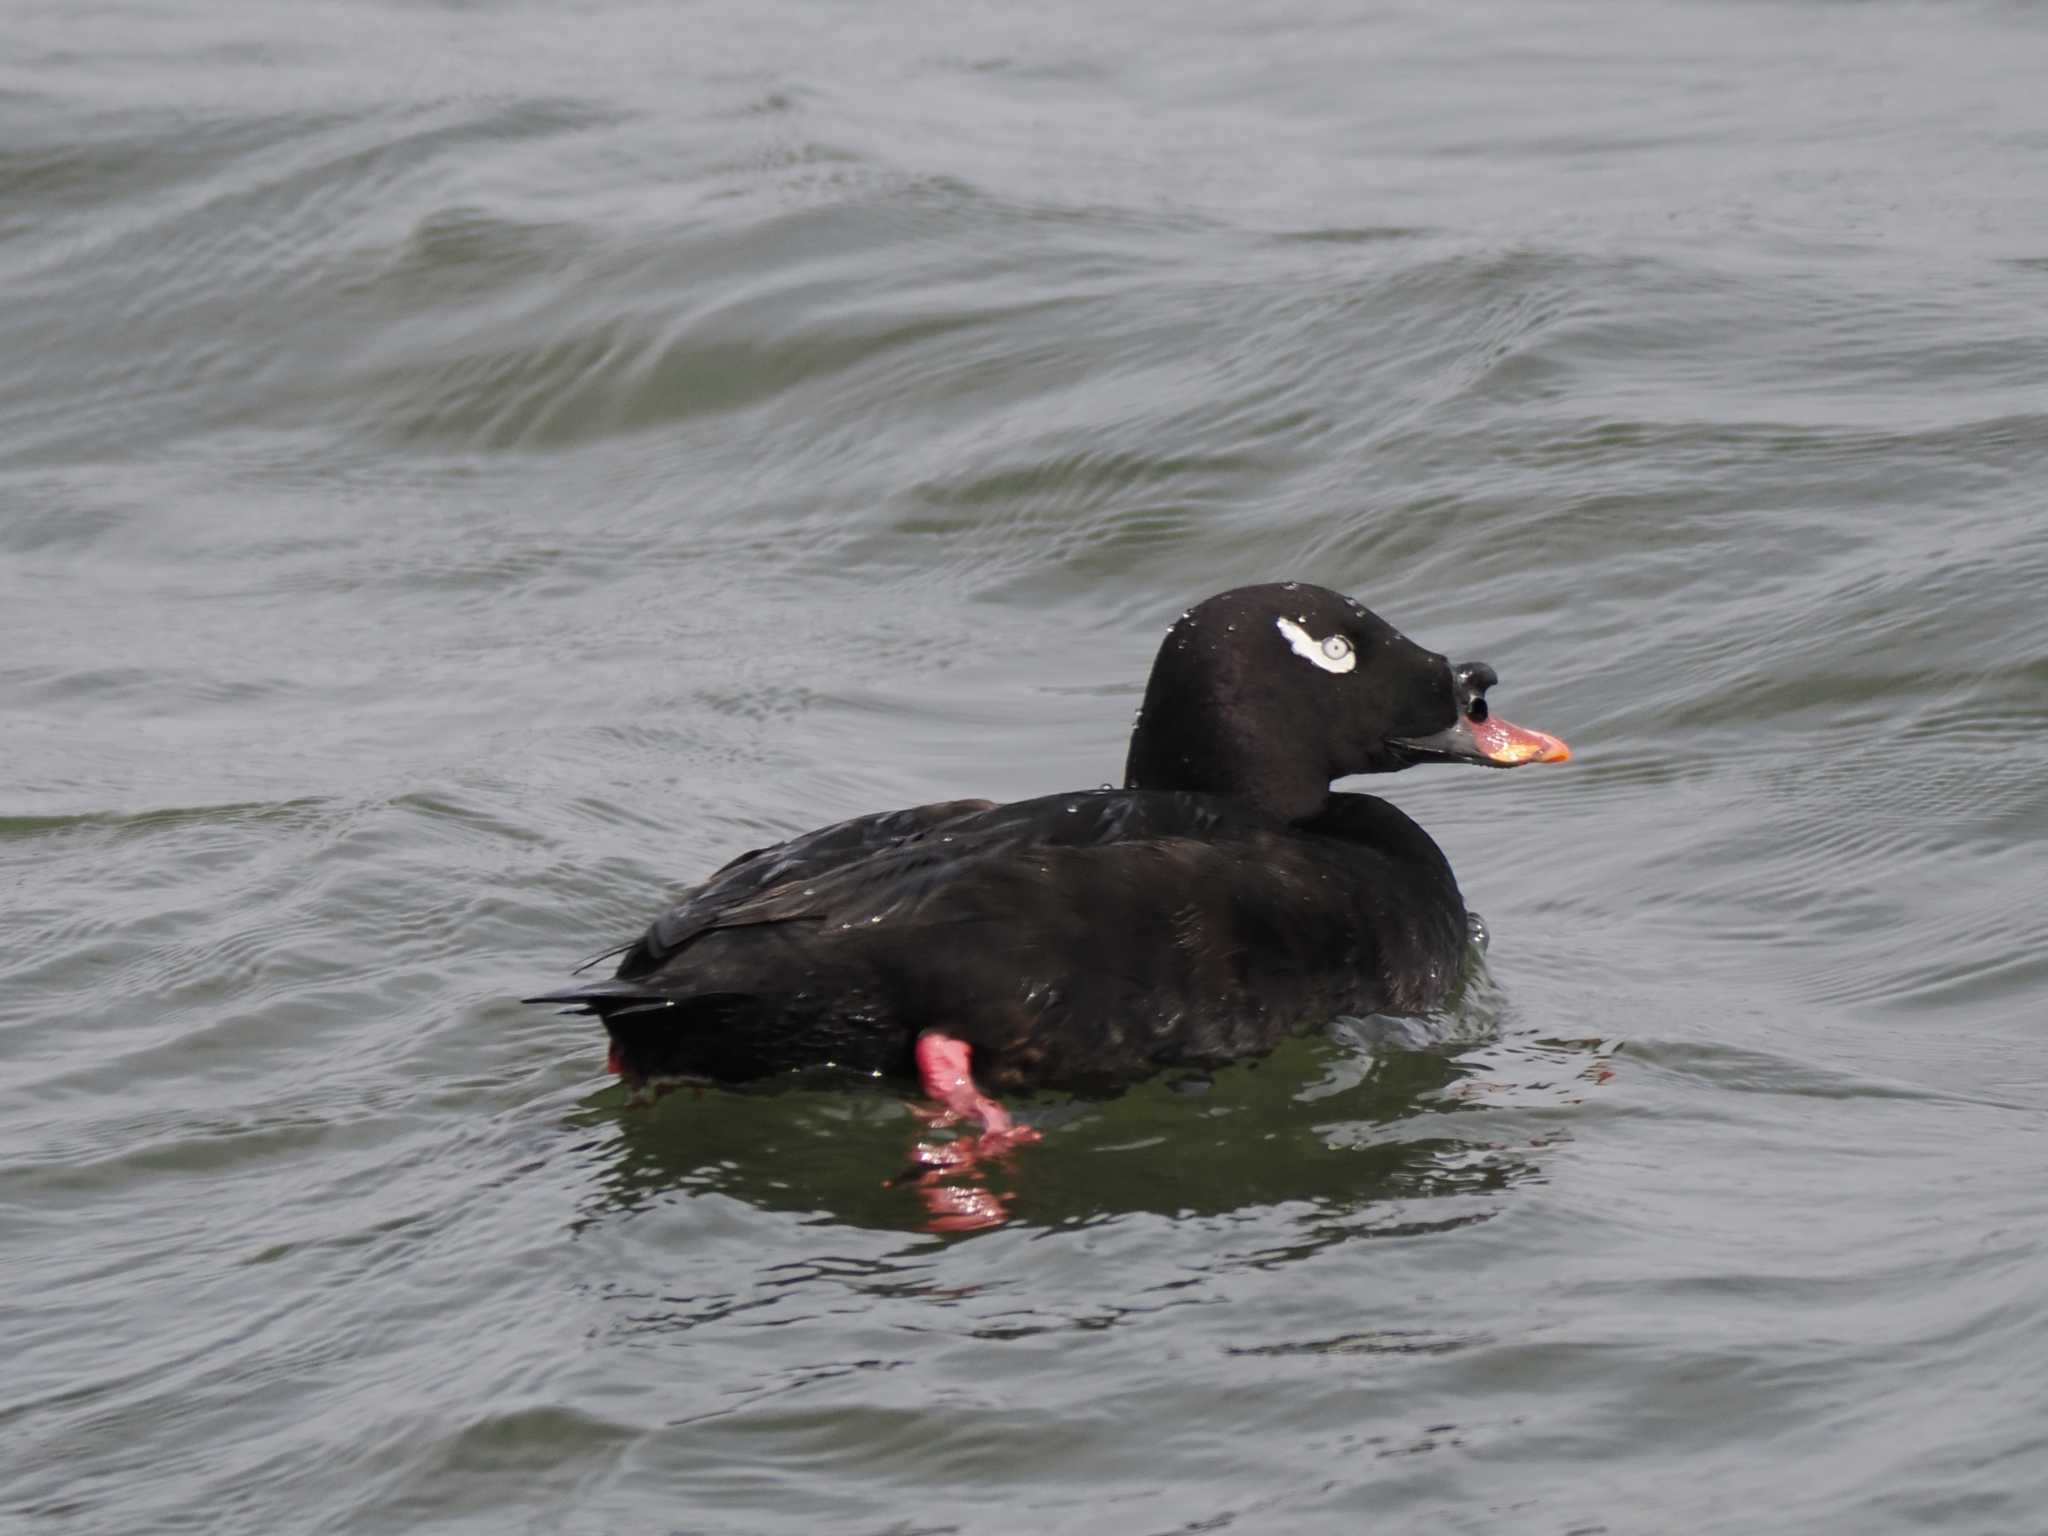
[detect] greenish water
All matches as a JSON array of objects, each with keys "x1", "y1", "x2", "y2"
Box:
[{"x1": 5, "y1": 2, "x2": 2047, "y2": 1531}]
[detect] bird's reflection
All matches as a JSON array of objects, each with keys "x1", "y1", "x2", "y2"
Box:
[{"x1": 565, "y1": 985, "x2": 1605, "y2": 1239}]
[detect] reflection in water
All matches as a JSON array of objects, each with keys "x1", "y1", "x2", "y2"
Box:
[{"x1": 566, "y1": 976, "x2": 1608, "y2": 1242}]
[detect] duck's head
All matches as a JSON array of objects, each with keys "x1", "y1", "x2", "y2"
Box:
[{"x1": 1122, "y1": 582, "x2": 1569, "y2": 821}]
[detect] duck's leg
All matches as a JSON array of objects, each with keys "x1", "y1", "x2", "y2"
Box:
[
  {"x1": 896, "y1": 1032, "x2": 1041, "y2": 1231},
  {"x1": 904, "y1": 1033, "x2": 1040, "y2": 1159},
  {"x1": 914, "y1": 1032, "x2": 1022, "y2": 1136}
]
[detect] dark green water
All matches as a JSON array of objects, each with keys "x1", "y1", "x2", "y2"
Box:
[{"x1": 5, "y1": 2, "x2": 2047, "y2": 1531}]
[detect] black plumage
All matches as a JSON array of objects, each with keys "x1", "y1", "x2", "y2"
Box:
[{"x1": 527, "y1": 582, "x2": 1568, "y2": 1097}]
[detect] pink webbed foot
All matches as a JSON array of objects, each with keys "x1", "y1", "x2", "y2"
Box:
[
  {"x1": 891, "y1": 1031, "x2": 1041, "y2": 1232},
  {"x1": 910, "y1": 1032, "x2": 1041, "y2": 1159}
]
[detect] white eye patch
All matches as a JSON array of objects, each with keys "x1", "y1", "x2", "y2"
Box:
[{"x1": 1275, "y1": 616, "x2": 1356, "y2": 674}]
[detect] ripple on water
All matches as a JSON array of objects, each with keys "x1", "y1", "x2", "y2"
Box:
[{"x1": 7, "y1": 1, "x2": 2048, "y2": 1530}]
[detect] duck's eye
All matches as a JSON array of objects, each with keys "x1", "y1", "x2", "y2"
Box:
[{"x1": 1274, "y1": 616, "x2": 1357, "y2": 674}]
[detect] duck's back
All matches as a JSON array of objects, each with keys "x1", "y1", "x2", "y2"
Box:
[{"x1": 533, "y1": 789, "x2": 1468, "y2": 1093}]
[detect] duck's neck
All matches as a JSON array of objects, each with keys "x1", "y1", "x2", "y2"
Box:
[
  {"x1": 1301, "y1": 792, "x2": 1457, "y2": 886},
  {"x1": 1123, "y1": 714, "x2": 1331, "y2": 822}
]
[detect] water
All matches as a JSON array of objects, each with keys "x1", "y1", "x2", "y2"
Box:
[{"x1": 5, "y1": 1, "x2": 2047, "y2": 1530}]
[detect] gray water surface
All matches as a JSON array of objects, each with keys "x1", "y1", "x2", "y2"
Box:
[{"x1": 5, "y1": 2, "x2": 2048, "y2": 1532}]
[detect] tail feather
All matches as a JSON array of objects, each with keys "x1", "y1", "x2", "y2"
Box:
[
  {"x1": 522, "y1": 981, "x2": 679, "y2": 1017},
  {"x1": 525, "y1": 985, "x2": 769, "y2": 1083},
  {"x1": 569, "y1": 942, "x2": 633, "y2": 977},
  {"x1": 523, "y1": 982, "x2": 761, "y2": 1024}
]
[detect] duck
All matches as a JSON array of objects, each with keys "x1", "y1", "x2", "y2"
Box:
[{"x1": 527, "y1": 582, "x2": 1568, "y2": 1153}]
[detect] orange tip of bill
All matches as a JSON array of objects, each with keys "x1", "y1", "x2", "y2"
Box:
[{"x1": 1475, "y1": 716, "x2": 1572, "y2": 765}]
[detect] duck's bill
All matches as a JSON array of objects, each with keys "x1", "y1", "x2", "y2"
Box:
[{"x1": 1394, "y1": 715, "x2": 1571, "y2": 768}]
